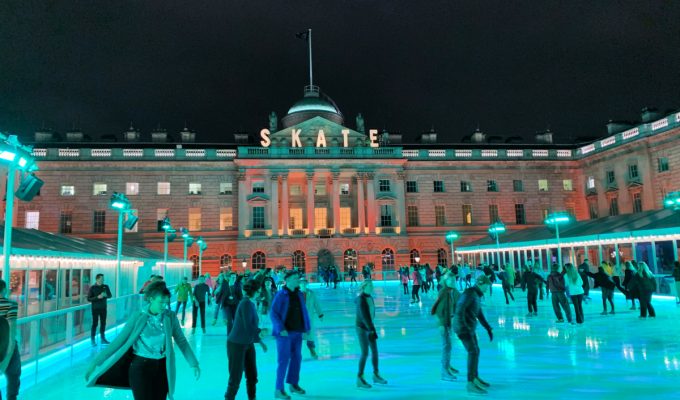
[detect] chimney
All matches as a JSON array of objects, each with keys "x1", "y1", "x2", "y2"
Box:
[
  {"x1": 416, "y1": 128, "x2": 437, "y2": 144},
  {"x1": 535, "y1": 129, "x2": 553, "y2": 144},
  {"x1": 470, "y1": 128, "x2": 486, "y2": 143},
  {"x1": 355, "y1": 113, "x2": 365, "y2": 133},
  {"x1": 640, "y1": 107, "x2": 662, "y2": 123},
  {"x1": 234, "y1": 132, "x2": 250, "y2": 144},
  {"x1": 65, "y1": 129, "x2": 84, "y2": 142},
  {"x1": 269, "y1": 112, "x2": 278, "y2": 132},
  {"x1": 180, "y1": 127, "x2": 196, "y2": 143},
  {"x1": 606, "y1": 120, "x2": 633, "y2": 135},
  {"x1": 123, "y1": 124, "x2": 141, "y2": 142},
  {"x1": 151, "y1": 125, "x2": 168, "y2": 143}
]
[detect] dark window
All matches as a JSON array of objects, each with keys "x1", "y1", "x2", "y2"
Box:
[
  {"x1": 60, "y1": 211, "x2": 73, "y2": 234},
  {"x1": 609, "y1": 197, "x2": 619, "y2": 216},
  {"x1": 409, "y1": 249, "x2": 420, "y2": 266},
  {"x1": 488, "y1": 204, "x2": 499, "y2": 223},
  {"x1": 93, "y1": 210, "x2": 106, "y2": 233},
  {"x1": 292, "y1": 250, "x2": 306, "y2": 269},
  {"x1": 379, "y1": 179, "x2": 391, "y2": 192},
  {"x1": 190, "y1": 255, "x2": 199, "y2": 279},
  {"x1": 515, "y1": 204, "x2": 526, "y2": 224},
  {"x1": 658, "y1": 157, "x2": 669, "y2": 172},
  {"x1": 433, "y1": 180, "x2": 444, "y2": 193},
  {"x1": 251, "y1": 251, "x2": 266, "y2": 269},
  {"x1": 513, "y1": 180, "x2": 523, "y2": 192},
  {"x1": 588, "y1": 202, "x2": 599, "y2": 219},
  {"x1": 380, "y1": 205, "x2": 392, "y2": 226},
  {"x1": 606, "y1": 170, "x2": 616, "y2": 184},
  {"x1": 632, "y1": 192, "x2": 643, "y2": 213},
  {"x1": 406, "y1": 181, "x2": 418, "y2": 193},
  {"x1": 252, "y1": 207, "x2": 265, "y2": 229},
  {"x1": 487, "y1": 180, "x2": 498, "y2": 192},
  {"x1": 435, "y1": 205, "x2": 446, "y2": 226},
  {"x1": 381, "y1": 248, "x2": 395, "y2": 270},
  {"x1": 628, "y1": 164, "x2": 639, "y2": 179},
  {"x1": 460, "y1": 181, "x2": 472, "y2": 192},
  {"x1": 220, "y1": 254, "x2": 232, "y2": 268},
  {"x1": 407, "y1": 205, "x2": 419, "y2": 226}
]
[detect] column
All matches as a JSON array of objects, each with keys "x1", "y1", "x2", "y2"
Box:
[
  {"x1": 673, "y1": 239, "x2": 679, "y2": 263},
  {"x1": 306, "y1": 172, "x2": 315, "y2": 236},
  {"x1": 270, "y1": 174, "x2": 279, "y2": 237},
  {"x1": 570, "y1": 246, "x2": 576, "y2": 264},
  {"x1": 598, "y1": 244, "x2": 604, "y2": 266},
  {"x1": 650, "y1": 241, "x2": 657, "y2": 273},
  {"x1": 584, "y1": 245, "x2": 589, "y2": 264},
  {"x1": 281, "y1": 174, "x2": 289, "y2": 236},
  {"x1": 396, "y1": 171, "x2": 407, "y2": 235},
  {"x1": 332, "y1": 172, "x2": 340, "y2": 236},
  {"x1": 614, "y1": 243, "x2": 620, "y2": 268},
  {"x1": 356, "y1": 173, "x2": 365, "y2": 234},
  {"x1": 538, "y1": 249, "x2": 544, "y2": 270},
  {"x1": 366, "y1": 172, "x2": 376, "y2": 234},
  {"x1": 237, "y1": 172, "x2": 248, "y2": 238}
]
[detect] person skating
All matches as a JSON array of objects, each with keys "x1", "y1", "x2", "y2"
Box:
[
  {"x1": 547, "y1": 264, "x2": 573, "y2": 324},
  {"x1": 87, "y1": 273, "x2": 112, "y2": 346},
  {"x1": 630, "y1": 261, "x2": 657, "y2": 318},
  {"x1": 622, "y1": 261, "x2": 638, "y2": 310},
  {"x1": 224, "y1": 279, "x2": 268, "y2": 400},
  {"x1": 0, "y1": 279, "x2": 21, "y2": 400},
  {"x1": 431, "y1": 272, "x2": 461, "y2": 381},
  {"x1": 174, "y1": 277, "x2": 192, "y2": 326},
  {"x1": 355, "y1": 280, "x2": 387, "y2": 389},
  {"x1": 564, "y1": 263, "x2": 585, "y2": 324},
  {"x1": 577, "y1": 260, "x2": 592, "y2": 302},
  {"x1": 192, "y1": 275, "x2": 211, "y2": 333},
  {"x1": 453, "y1": 275, "x2": 494, "y2": 395},
  {"x1": 586, "y1": 265, "x2": 616, "y2": 315},
  {"x1": 215, "y1": 273, "x2": 242, "y2": 333},
  {"x1": 497, "y1": 266, "x2": 515, "y2": 305},
  {"x1": 299, "y1": 278, "x2": 324, "y2": 359},
  {"x1": 400, "y1": 266, "x2": 410, "y2": 295},
  {"x1": 270, "y1": 271, "x2": 311, "y2": 399},
  {"x1": 411, "y1": 266, "x2": 422, "y2": 304},
  {"x1": 521, "y1": 266, "x2": 547, "y2": 317}
]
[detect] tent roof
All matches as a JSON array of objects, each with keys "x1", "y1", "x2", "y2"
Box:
[{"x1": 457, "y1": 209, "x2": 680, "y2": 252}]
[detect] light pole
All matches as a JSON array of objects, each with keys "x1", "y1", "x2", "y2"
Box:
[
  {"x1": 544, "y1": 211, "x2": 574, "y2": 267},
  {"x1": 445, "y1": 231, "x2": 460, "y2": 266},
  {"x1": 488, "y1": 221, "x2": 506, "y2": 267},
  {"x1": 1, "y1": 134, "x2": 40, "y2": 282},
  {"x1": 180, "y1": 227, "x2": 193, "y2": 262},
  {"x1": 110, "y1": 192, "x2": 133, "y2": 297},
  {"x1": 197, "y1": 237, "x2": 207, "y2": 277}
]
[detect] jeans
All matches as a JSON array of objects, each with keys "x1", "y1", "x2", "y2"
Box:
[
  {"x1": 551, "y1": 291, "x2": 572, "y2": 322},
  {"x1": 527, "y1": 290, "x2": 538, "y2": 313},
  {"x1": 275, "y1": 331, "x2": 303, "y2": 390},
  {"x1": 129, "y1": 355, "x2": 168, "y2": 400},
  {"x1": 175, "y1": 301, "x2": 187, "y2": 324},
  {"x1": 223, "y1": 305, "x2": 237, "y2": 334},
  {"x1": 225, "y1": 341, "x2": 258, "y2": 400},
  {"x1": 91, "y1": 307, "x2": 107, "y2": 339},
  {"x1": 601, "y1": 287, "x2": 615, "y2": 312},
  {"x1": 192, "y1": 301, "x2": 206, "y2": 329},
  {"x1": 440, "y1": 326, "x2": 453, "y2": 371},
  {"x1": 0, "y1": 342, "x2": 21, "y2": 400},
  {"x1": 456, "y1": 332, "x2": 480, "y2": 382},
  {"x1": 638, "y1": 292, "x2": 656, "y2": 317},
  {"x1": 411, "y1": 285, "x2": 421, "y2": 302},
  {"x1": 403, "y1": 283, "x2": 409, "y2": 294},
  {"x1": 571, "y1": 294, "x2": 584, "y2": 323},
  {"x1": 503, "y1": 285, "x2": 515, "y2": 304},
  {"x1": 356, "y1": 328, "x2": 379, "y2": 376}
]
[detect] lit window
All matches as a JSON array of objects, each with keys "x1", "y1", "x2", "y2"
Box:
[
  {"x1": 314, "y1": 184, "x2": 326, "y2": 195},
  {"x1": 434, "y1": 180, "x2": 444, "y2": 193},
  {"x1": 460, "y1": 181, "x2": 472, "y2": 192},
  {"x1": 157, "y1": 182, "x2": 171, "y2": 195},
  {"x1": 340, "y1": 207, "x2": 351, "y2": 229},
  {"x1": 462, "y1": 204, "x2": 472, "y2": 225},
  {"x1": 290, "y1": 185, "x2": 302, "y2": 196},
  {"x1": 93, "y1": 183, "x2": 107, "y2": 196},
  {"x1": 126, "y1": 182, "x2": 139, "y2": 195},
  {"x1": 289, "y1": 208, "x2": 303, "y2": 229},
  {"x1": 189, "y1": 208, "x2": 202, "y2": 231},
  {"x1": 315, "y1": 207, "x2": 328, "y2": 229},
  {"x1": 61, "y1": 185, "x2": 75, "y2": 196},
  {"x1": 587, "y1": 176, "x2": 595, "y2": 189},
  {"x1": 340, "y1": 183, "x2": 350, "y2": 195},
  {"x1": 189, "y1": 183, "x2": 202, "y2": 195},
  {"x1": 220, "y1": 182, "x2": 233, "y2": 195},
  {"x1": 538, "y1": 179, "x2": 549, "y2": 191},
  {"x1": 251, "y1": 251, "x2": 266, "y2": 269},
  {"x1": 220, "y1": 207, "x2": 233, "y2": 230},
  {"x1": 25, "y1": 211, "x2": 39, "y2": 229},
  {"x1": 563, "y1": 179, "x2": 573, "y2": 191},
  {"x1": 379, "y1": 180, "x2": 391, "y2": 192}
]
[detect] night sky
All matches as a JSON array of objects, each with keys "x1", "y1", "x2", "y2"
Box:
[{"x1": 1, "y1": 1, "x2": 678, "y2": 144}]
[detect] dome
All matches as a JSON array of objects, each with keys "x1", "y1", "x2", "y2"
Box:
[{"x1": 281, "y1": 85, "x2": 344, "y2": 128}]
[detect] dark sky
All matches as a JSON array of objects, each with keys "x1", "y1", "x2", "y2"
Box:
[{"x1": 1, "y1": 1, "x2": 678, "y2": 144}]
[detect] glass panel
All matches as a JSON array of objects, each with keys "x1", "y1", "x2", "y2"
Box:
[
  {"x1": 9, "y1": 269, "x2": 27, "y2": 317},
  {"x1": 27, "y1": 269, "x2": 43, "y2": 316}
]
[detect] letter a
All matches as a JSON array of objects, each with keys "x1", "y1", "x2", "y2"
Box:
[
  {"x1": 291, "y1": 129, "x2": 302, "y2": 147},
  {"x1": 316, "y1": 129, "x2": 327, "y2": 147},
  {"x1": 260, "y1": 128, "x2": 271, "y2": 147}
]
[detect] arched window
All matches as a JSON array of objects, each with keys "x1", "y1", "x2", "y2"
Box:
[
  {"x1": 437, "y1": 248, "x2": 448, "y2": 267},
  {"x1": 382, "y1": 248, "x2": 395, "y2": 270},
  {"x1": 220, "y1": 254, "x2": 232, "y2": 269},
  {"x1": 292, "y1": 250, "x2": 306, "y2": 270},
  {"x1": 344, "y1": 249, "x2": 357, "y2": 272},
  {"x1": 410, "y1": 249, "x2": 421, "y2": 266},
  {"x1": 252, "y1": 251, "x2": 266, "y2": 270},
  {"x1": 189, "y1": 255, "x2": 200, "y2": 279}
]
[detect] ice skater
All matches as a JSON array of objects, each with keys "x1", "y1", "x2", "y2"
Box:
[
  {"x1": 497, "y1": 265, "x2": 515, "y2": 305},
  {"x1": 431, "y1": 272, "x2": 461, "y2": 381},
  {"x1": 521, "y1": 265, "x2": 547, "y2": 317},
  {"x1": 410, "y1": 266, "x2": 422, "y2": 304},
  {"x1": 355, "y1": 280, "x2": 387, "y2": 389},
  {"x1": 565, "y1": 263, "x2": 585, "y2": 324},
  {"x1": 299, "y1": 278, "x2": 324, "y2": 359},
  {"x1": 586, "y1": 265, "x2": 616, "y2": 315},
  {"x1": 630, "y1": 261, "x2": 656, "y2": 318},
  {"x1": 547, "y1": 264, "x2": 573, "y2": 324}
]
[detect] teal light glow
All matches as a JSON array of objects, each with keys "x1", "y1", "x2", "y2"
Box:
[
  {"x1": 445, "y1": 231, "x2": 459, "y2": 242},
  {"x1": 488, "y1": 223, "x2": 506, "y2": 234},
  {"x1": 664, "y1": 192, "x2": 680, "y2": 210},
  {"x1": 0, "y1": 151, "x2": 16, "y2": 162},
  {"x1": 111, "y1": 201, "x2": 127, "y2": 209},
  {"x1": 18, "y1": 157, "x2": 27, "y2": 167},
  {"x1": 544, "y1": 212, "x2": 573, "y2": 225}
]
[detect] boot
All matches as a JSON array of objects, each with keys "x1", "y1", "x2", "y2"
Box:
[
  {"x1": 441, "y1": 369, "x2": 457, "y2": 381},
  {"x1": 289, "y1": 384, "x2": 306, "y2": 394},
  {"x1": 91, "y1": 337, "x2": 97, "y2": 347},
  {"x1": 474, "y1": 377, "x2": 490, "y2": 387},
  {"x1": 357, "y1": 375, "x2": 372, "y2": 389},
  {"x1": 447, "y1": 366, "x2": 459, "y2": 374},
  {"x1": 100, "y1": 336, "x2": 110, "y2": 345},
  {"x1": 274, "y1": 390, "x2": 291, "y2": 400},
  {"x1": 373, "y1": 372, "x2": 387, "y2": 385},
  {"x1": 467, "y1": 382, "x2": 488, "y2": 394}
]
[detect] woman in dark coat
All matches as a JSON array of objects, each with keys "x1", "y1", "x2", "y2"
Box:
[
  {"x1": 586, "y1": 265, "x2": 616, "y2": 315},
  {"x1": 629, "y1": 261, "x2": 657, "y2": 318},
  {"x1": 622, "y1": 261, "x2": 638, "y2": 310}
]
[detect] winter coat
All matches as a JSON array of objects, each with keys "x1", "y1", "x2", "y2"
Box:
[
  {"x1": 521, "y1": 271, "x2": 546, "y2": 292},
  {"x1": 302, "y1": 289, "x2": 323, "y2": 337},
  {"x1": 270, "y1": 287, "x2": 311, "y2": 336},
  {"x1": 431, "y1": 287, "x2": 461, "y2": 327},
  {"x1": 564, "y1": 274, "x2": 584, "y2": 296},
  {"x1": 355, "y1": 293, "x2": 376, "y2": 333},
  {"x1": 586, "y1": 270, "x2": 615, "y2": 290},
  {"x1": 453, "y1": 286, "x2": 492, "y2": 336},
  {"x1": 548, "y1": 271, "x2": 567, "y2": 293}
]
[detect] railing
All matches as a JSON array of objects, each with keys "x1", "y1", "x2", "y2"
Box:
[
  {"x1": 290, "y1": 229, "x2": 307, "y2": 237},
  {"x1": 342, "y1": 227, "x2": 358, "y2": 235},
  {"x1": 317, "y1": 228, "x2": 334, "y2": 237}
]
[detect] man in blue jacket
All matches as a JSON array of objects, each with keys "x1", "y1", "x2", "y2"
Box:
[{"x1": 270, "y1": 271, "x2": 311, "y2": 400}]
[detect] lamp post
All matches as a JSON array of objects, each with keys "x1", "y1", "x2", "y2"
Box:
[
  {"x1": 110, "y1": 192, "x2": 132, "y2": 297},
  {"x1": 445, "y1": 231, "x2": 459, "y2": 267},
  {"x1": 488, "y1": 221, "x2": 506, "y2": 267},
  {"x1": 161, "y1": 217, "x2": 173, "y2": 263},
  {"x1": 1, "y1": 134, "x2": 40, "y2": 282},
  {"x1": 544, "y1": 211, "x2": 574, "y2": 267},
  {"x1": 180, "y1": 227, "x2": 193, "y2": 262},
  {"x1": 664, "y1": 191, "x2": 680, "y2": 210},
  {"x1": 196, "y1": 237, "x2": 207, "y2": 276}
]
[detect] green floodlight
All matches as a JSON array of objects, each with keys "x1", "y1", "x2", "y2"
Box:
[
  {"x1": 161, "y1": 217, "x2": 172, "y2": 230},
  {"x1": 0, "y1": 151, "x2": 16, "y2": 162},
  {"x1": 445, "y1": 231, "x2": 459, "y2": 243},
  {"x1": 488, "y1": 221, "x2": 506, "y2": 235},
  {"x1": 18, "y1": 157, "x2": 27, "y2": 168},
  {"x1": 180, "y1": 227, "x2": 190, "y2": 238},
  {"x1": 544, "y1": 211, "x2": 573, "y2": 225},
  {"x1": 109, "y1": 192, "x2": 131, "y2": 211},
  {"x1": 664, "y1": 191, "x2": 680, "y2": 210}
]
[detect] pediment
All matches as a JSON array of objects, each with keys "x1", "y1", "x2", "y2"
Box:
[{"x1": 269, "y1": 116, "x2": 367, "y2": 147}]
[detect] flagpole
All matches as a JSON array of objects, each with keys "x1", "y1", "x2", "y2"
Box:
[{"x1": 308, "y1": 28, "x2": 313, "y2": 86}]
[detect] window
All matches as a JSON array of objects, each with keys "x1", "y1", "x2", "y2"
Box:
[
  {"x1": 340, "y1": 207, "x2": 351, "y2": 230},
  {"x1": 606, "y1": 170, "x2": 616, "y2": 184},
  {"x1": 488, "y1": 204, "x2": 499, "y2": 223},
  {"x1": 515, "y1": 204, "x2": 526, "y2": 225},
  {"x1": 252, "y1": 181, "x2": 265, "y2": 193},
  {"x1": 538, "y1": 179, "x2": 549, "y2": 191},
  {"x1": 632, "y1": 192, "x2": 643, "y2": 213},
  {"x1": 126, "y1": 182, "x2": 139, "y2": 195},
  {"x1": 378, "y1": 179, "x2": 391, "y2": 192},
  {"x1": 60, "y1": 211, "x2": 72, "y2": 233},
  {"x1": 156, "y1": 209, "x2": 168, "y2": 232},
  {"x1": 289, "y1": 208, "x2": 303, "y2": 229},
  {"x1": 406, "y1": 181, "x2": 418, "y2": 193},
  {"x1": 93, "y1": 211, "x2": 106, "y2": 233},
  {"x1": 340, "y1": 183, "x2": 350, "y2": 195},
  {"x1": 314, "y1": 184, "x2": 326, "y2": 195},
  {"x1": 251, "y1": 251, "x2": 266, "y2": 270},
  {"x1": 437, "y1": 248, "x2": 448, "y2": 267},
  {"x1": 252, "y1": 207, "x2": 264, "y2": 229},
  {"x1": 220, "y1": 254, "x2": 232, "y2": 268},
  {"x1": 628, "y1": 164, "x2": 639, "y2": 179},
  {"x1": 541, "y1": 208, "x2": 549, "y2": 221},
  {"x1": 61, "y1": 185, "x2": 75, "y2": 196},
  {"x1": 407, "y1": 205, "x2": 419, "y2": 226},
  {"x1": 460, "y1": 181, "x2": 472, "y2": 192},
  {"x1": 513, "y1": 180, "x2": 523, "y2": 192},
  {"x1": 487, "y1": 180, "x2": 498, "y2": 192},
  {"x1": 157, "y1": 182, "x2": 170, "y2": 195},
  {"x1": 588, "y1": 201, "x2": 599, "y2": 219},
  {"x1": 220, "y1": 207, "x2": 233, "y2": 230},
  {"x1": 125, "y1": 210, "x2": 138, "y2": 232},
  {"x1": 563, "y1": 179, "x2": 573, "y2": 191},
  {"x1": 344, "y1": 249, "x2": 357, "y2": 272},
  {"x1": 315, "y1": 207, "x2": 328, "y2": 229},
  {"x1": 381, "y1": 248, "x2": 395, "y2": 270},
  {"x1": 462, "y1": 204, "x2": 472, "y2": 225},
  {"x1": 409, "y1": 249, "x2": 420, "y2": 266},
  {"x1": 380, "y1": 205, "x2": 393, "y2": 227},
  {"x1": 292, "y1": 250, "x2": 306, "y2": 269},
  {"x1": 220, "y1": 182, "x2": 233, "y2": 195},
  {"x1": 435, "y1": 205, "x2": 446, "y2": 226},
  {"x1": 587, "y1": 176, "x2": 596, "y2": 189},
  {"x1": 189, "y1": 208, "x2": 202, "y2": 231},
  {"x1": 93, "y1": 183, "x2": 107, "y2": 196},
  {"x1": 609, "y1": 197, "x2": 619, "y2": 216},
  {"x1": 290, "y1": 185, "x2": 302, "y2": 196},
  {"x1": 25, "y1": 211, "x2": 39, "y2": 229},
  {"x1": 189, "y1": 183, "x2": 202, "y2": 195},
  {"x1": 190, "y1": 255, "x2": 200, "y2": 279},
  {"x1": 434, "y1": 180, "x2": 444, "y2": 193},
  {"x1": 658, "y1": 157, "x2": 669, "y2": 172}
]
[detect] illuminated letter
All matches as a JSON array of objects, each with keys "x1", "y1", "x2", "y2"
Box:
[
  {"x1": 341, "y1": 129, "x2": 350, "y2": 147},
  {"x1": 260, "y1": 128, "x2": 271, "y2": 147},
  {"x1": 369, "y1": 129, "x2": 379, "y2": 148},
  {"x1": 316, "y1": 129, "x2": 327, "y2": 147},
  {"x1": 291, "y1": 129, "x2": 302, "y2": 147}
]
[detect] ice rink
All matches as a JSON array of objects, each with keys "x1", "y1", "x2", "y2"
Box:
[{"x1": 12, "y1": 281, "x2": 680, "y2": 399}]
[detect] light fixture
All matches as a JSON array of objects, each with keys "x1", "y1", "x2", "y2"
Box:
[{"x1": 242, "y1": 258, "x2": 247, "y2": 269}]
